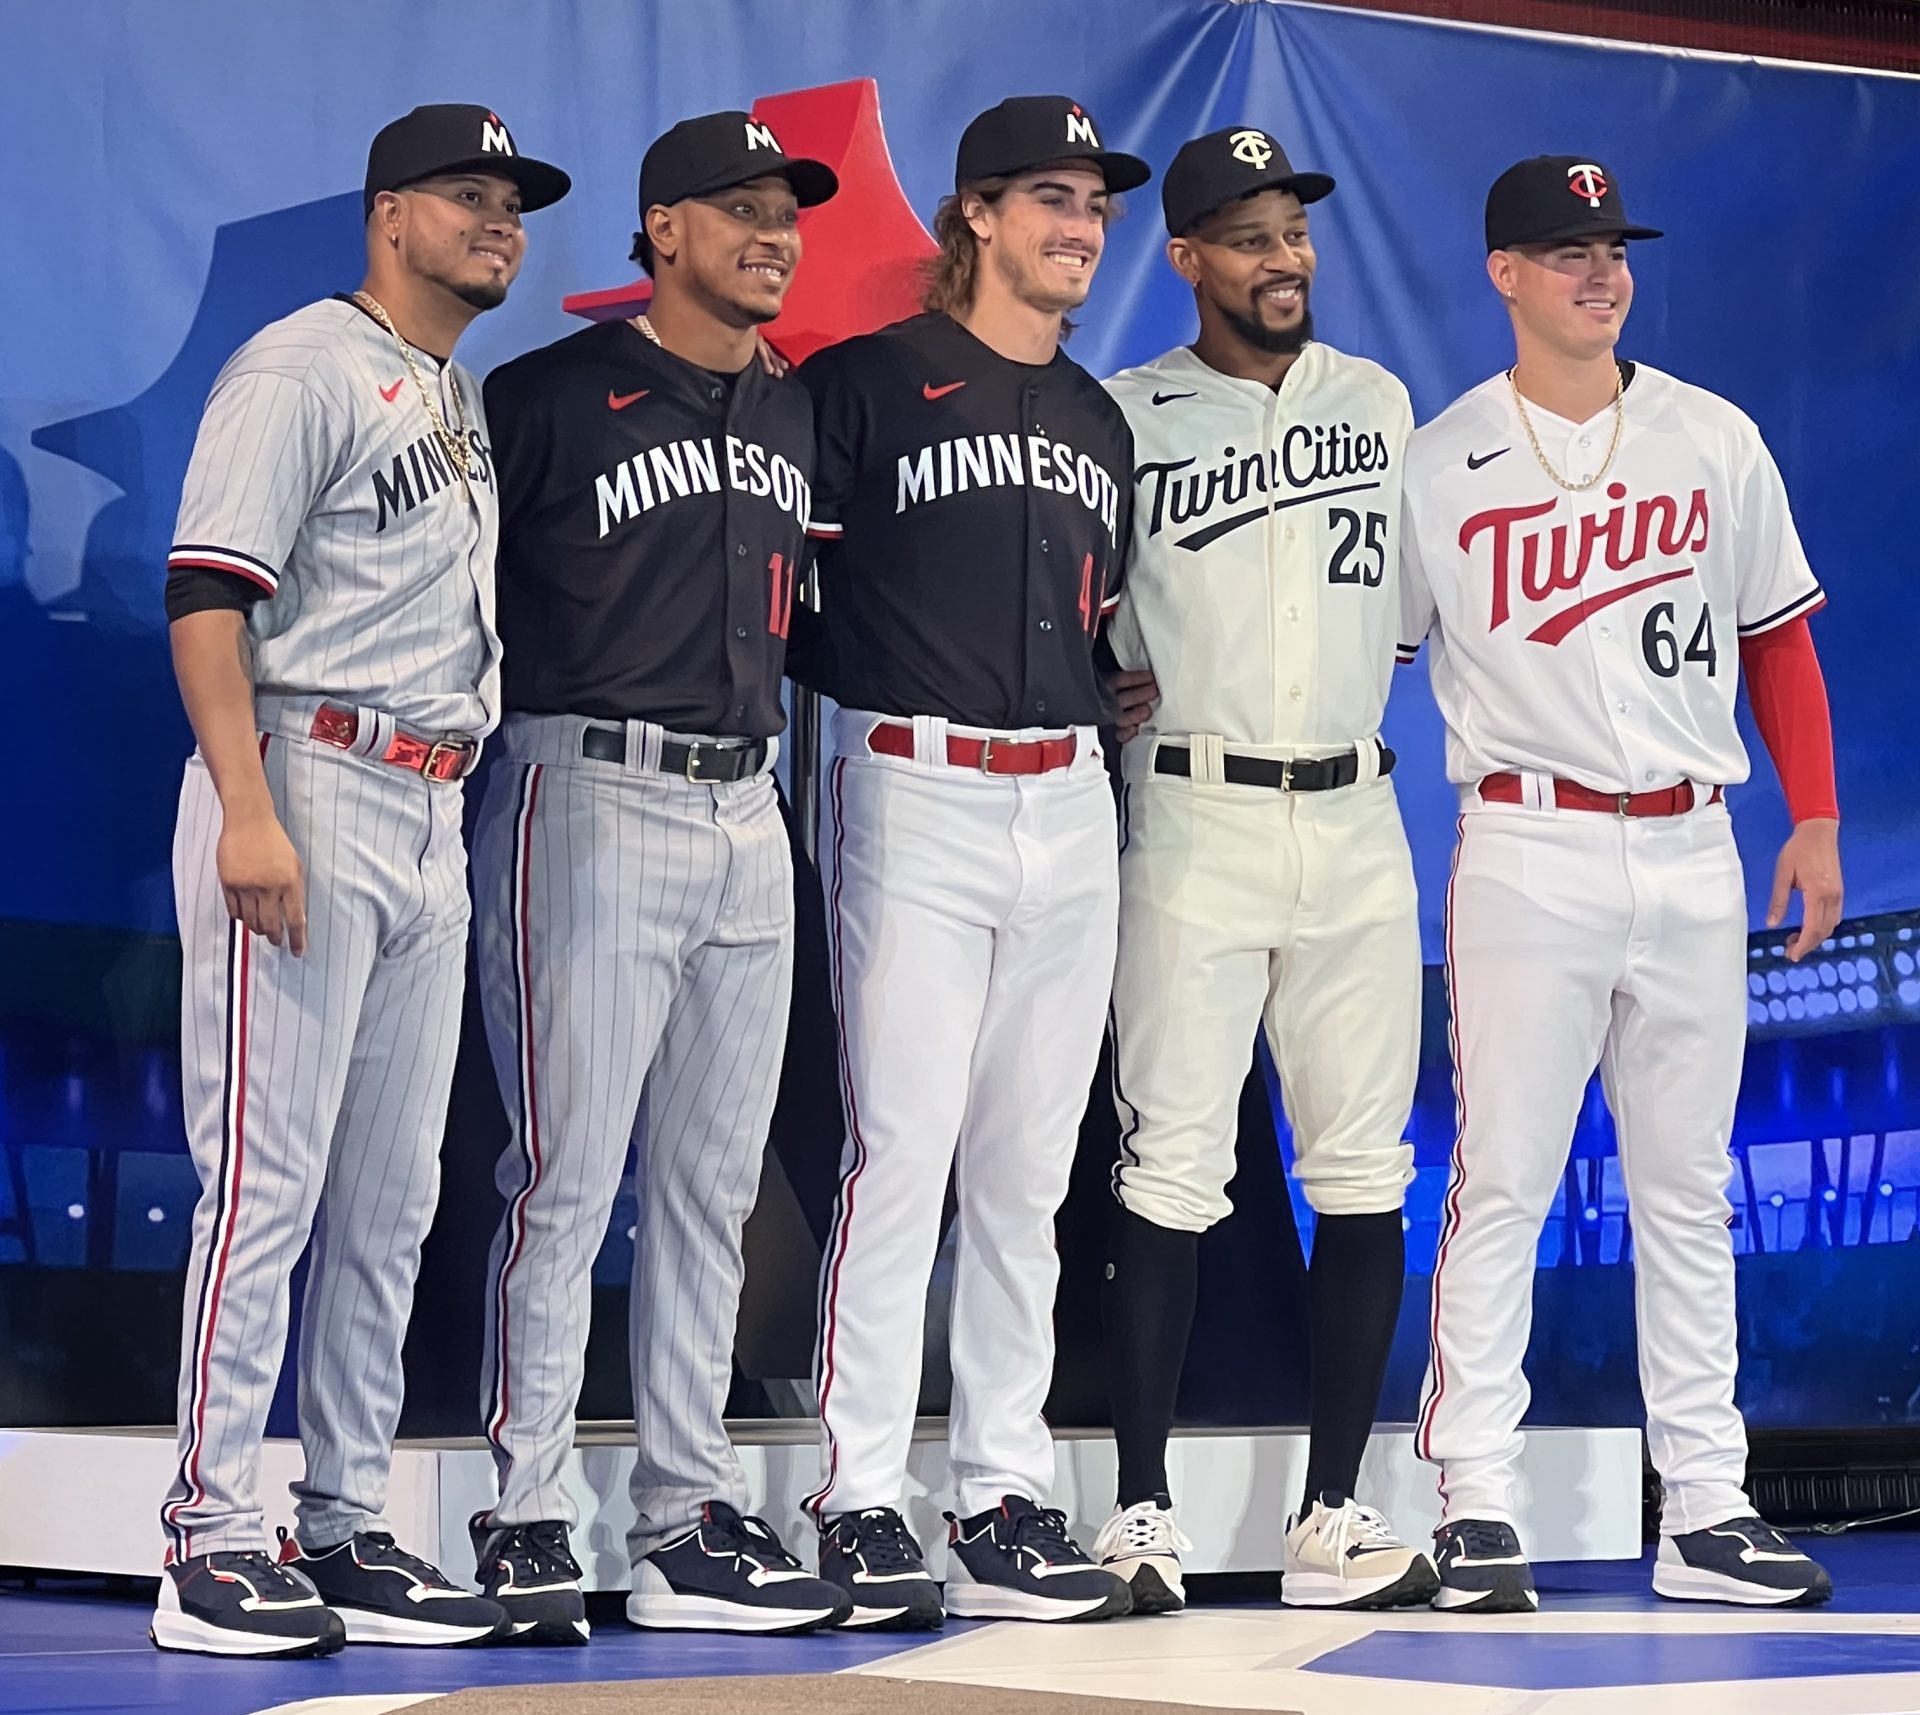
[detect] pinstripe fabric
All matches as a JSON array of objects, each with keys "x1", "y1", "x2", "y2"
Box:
[
  {"x1": 473, "y1": 715, "x2": 793, "y2": 1557},
  {"x1": 806, "y1": 712, "x2": 1119, "y2": 1521},
  {"x1": 162, "y1": 739, "x2": 472, "y2": 1556}
]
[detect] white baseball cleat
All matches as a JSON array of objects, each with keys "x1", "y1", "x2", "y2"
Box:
[
  {"x1": 1282, "y1": 1493, "x2": 1440, "y2": 1609},
  {"x1": 1093, "y1": 1495, "x2": 1192, "y2": 1614}
]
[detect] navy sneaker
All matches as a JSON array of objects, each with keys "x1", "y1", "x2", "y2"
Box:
[
  {"x1": 150, "y1": 1550, "x2": 345, "y2": 1657},
  {"x1": 1431, "y1": 1518, "x2": 1538, "y2": 1613},
  {"x1": 628, "y1": 1501, "x2": 853, "y2": 1633},
  {"x1": 280, "y1": 1528, "x2": 506, "y2": 1645},
  {"x1": 1653, "y1": 1516, "x2": 1833, "y2": 1607},
  {"x1": 469, "y1": 1512, "x2": 590, "y2": 1644},
  {"x1": 819, "y1": 1507, "x2": 944, "y2": 1631},
  {"x1": 944, "y1": 1495, "x2": 1132, "y2": 1622}
]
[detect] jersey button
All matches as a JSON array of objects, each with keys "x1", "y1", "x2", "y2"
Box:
[
  {"x1": 1287, "y1": 606, "x2": 1301, "y2": 622},
  {"x1": 1038, "y1": 618, "x2": 1054, "y2": 632},
  {"x1": 1288, "y1": 685, "x2": 1303, "y2": 701},
  {"x1": 736, "y1": 544, "x2": 748, "y2": 557},
  {"x1": 711, "y1": 387, "x2": 724, "y2": 402},
  {"x1": 1039, "y1": 538, "x2": 1049, "y2": 552},
  {"x1": 735, "y1": 626, "x2": 749, "y2": 639},
  {"x1": 1617, "y1": 700, "x2": 1631, "y2": 713},
  {"x1": 1599, "y1": 626, "x2": 1612, "y2": 640}
]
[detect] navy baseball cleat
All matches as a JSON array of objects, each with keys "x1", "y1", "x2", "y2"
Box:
[
  {"x1": 628, "y1": 1501, "x2": 853, "y2": 1633},
  {"x1": 1431, "y1": 1518, "x2": 1538, "y2": 1613},
  {"x1": 819, "y1": 1507, "x2": 945, "y2": 1630},
  {"x1": 944, "y1": 1495, "x2": 1132, "y2": 1622},
  {"x1": 280, "y1": 1529, "x2": 507, "y2": 1645},
  {"x1": 470, "y1": 1512, "x2": 590, "y2": 1644},
  {"x1": 150, "y1": 1550, "x2": 346, "y2": 1657},
  {"x1": 1653, "y1": 1516, "x2": 1833, "y2": 1607}
]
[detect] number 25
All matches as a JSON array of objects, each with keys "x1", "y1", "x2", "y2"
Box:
[{"x1": 1328, "y1": 508, "x2": 1387, "y2": 586}]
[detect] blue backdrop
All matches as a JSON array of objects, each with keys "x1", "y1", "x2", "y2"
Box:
[{"x1": 2, "y1": 0, "x2": 1917, "y2": 1436}]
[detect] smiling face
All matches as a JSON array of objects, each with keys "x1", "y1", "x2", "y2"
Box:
[
  {"x1": 1171, "y1": 187, "x2": 1316, "y2": 356},
  {"x1": 968, "y1": 162, "x2": 1110, "y2": 316},
  {"x1": 379, "y1": 171, "x2": 526, "y2": 311},
  {"x1": 1491, "y1": 235, "x2": 1633, "y2": 361},
  {"x1": 648, "y1": 174, "x2": 802, "y2": 327}
]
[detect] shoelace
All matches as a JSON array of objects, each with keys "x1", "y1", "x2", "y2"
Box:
[
  {"x1": 1005, "y1": 1504, "x2": 1092, "y2": 1566},
  {"x1": 505, "y1": 1521, "x2": 582, "y2": 1581},
  {"x1": 1315, "y1": 1500, "x2": 1400, "y2": 1565},
  {"x1": 1448, "y1": 1519, "x2": 1519, "y2": 1561},
  {"x1": 1720, "y1": 1517, "x2": 1798, "y2": 1555},
  {"x1": 710, "y1": 1511, "x2": 803, "y2": 1571},
  {"x1": 1094, "y1": 1501, "x2": 1193, "y2": 1559},
  {"x1": 357, "y1": 1531, "x2": 456, "y2": 1586},
  {"x1": 215, "y1": 1550, "x2": 314, "y2": 1596},
  {"x1": 840, "y1": 1509, "x2": 926, "y2": 1575}
]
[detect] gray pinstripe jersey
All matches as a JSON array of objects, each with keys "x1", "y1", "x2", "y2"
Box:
[{"x1": 168, "y1": 298, "x2": 502, "y2": 736}]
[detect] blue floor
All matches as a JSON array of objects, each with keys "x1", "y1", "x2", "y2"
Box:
[{"x1": 3, "y1": 1536, "x2": 1915, "y2": 1715}]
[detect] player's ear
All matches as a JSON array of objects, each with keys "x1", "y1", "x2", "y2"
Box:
[
  {"x1": 1487, "y1": 249, "x2": 1517, "y2": 303},
  {"x1": 368, "y1": 191, "x2": 404, "y2": 253},
  {"x1": 1166, "y1": 236, "x2": 1202, "y2": 289},
  {"x1": 960, "y1": 189, "x2": 994, "y2": 245},
  {"x1": 646, "y1": 203, "x2": 680, "y2": 269}
]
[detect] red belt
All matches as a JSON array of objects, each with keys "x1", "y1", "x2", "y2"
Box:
[
  {"x1": 866, "y1": 721, "x2": 1077, "y2": 776},
  {"x1": 310, "y1": 703, "x2": 477, "y2": 783},
  {"x1": 1479, "y1": 772, "x2": 1723, "y2": 818}
]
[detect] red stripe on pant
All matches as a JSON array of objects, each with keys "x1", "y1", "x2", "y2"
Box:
[
  {"x1": 486, "y1": 764, "x2": 548, "y2": 1467},
  {"x1": 1416, "y1": 816, "x2": 1470, "y2": 1480},
  {"x1": 804, "y1": 756, "x2": 875, "y2": 1520}
]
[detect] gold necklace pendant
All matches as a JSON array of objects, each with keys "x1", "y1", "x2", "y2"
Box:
[
  {"x1": 353, "y1": 291, "x2": 474, "y2": 487},
  {"x1": 1507, "y1": 365, "x2": 1624, "y2": 494}
]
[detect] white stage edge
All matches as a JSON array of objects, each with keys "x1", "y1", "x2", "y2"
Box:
[{"x1": 0, "y1": 1420, "x2": 1642, "y2": 1584}]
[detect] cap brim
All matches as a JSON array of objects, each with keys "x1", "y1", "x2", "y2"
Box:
[
  {"x1": 1492, "y1": 217, "x2": 1662, "y2": 251},
  {"x1": 424, "y1": 154, "x2": 573, "y2": 213},
  {"x1": 1173, "y1": 169, "x2": 1337, "y2": 235},
  {"x1": 963, "y1": 148, "x2": 1153, "y2": 195},
  {"x1": 673, "y1": 157, "x2": 841, "y2": 209}
]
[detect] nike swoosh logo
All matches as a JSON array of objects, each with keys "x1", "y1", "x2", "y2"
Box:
[
  {"x1": 1152, "y1": 391, "x2": 1198, "y2": 406},
  {"x1": 923, "y1": 381, "x2": 966, "y2": 400},
  {"x1": 379, "y1": 379, "x2": 404, "y2": 403},
  {"x1": 1466, "y1": 448, "x2": 1509, "y2": 470},
  {"x1": 608, "y1": 389, "x2": 649, "y2": 410}
]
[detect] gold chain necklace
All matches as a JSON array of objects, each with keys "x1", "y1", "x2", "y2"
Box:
[
  {"x1": 630, "y1": 313, "x2": 662, "y2": 346},
  {"x1": 353, "y1": 292, "x2": 473, "y2": 489},
  {"x1": 1507, "y1": 365, "x2": 1624, "y2": 493}
]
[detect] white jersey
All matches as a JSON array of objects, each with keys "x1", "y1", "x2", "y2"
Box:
[
  {"x1": 168, "y1": 298, "x2": 502, "y2": 736},
  {"x1": 1105, "y1": 341, "x2": 1414, "y2": 750},
  {"x1": 1397, "y1": 364, "x2": 1823, "y2": 794}
]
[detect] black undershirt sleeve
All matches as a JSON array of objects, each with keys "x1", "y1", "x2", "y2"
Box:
[{"x1": 165, "y1": 565, "x2": 270, "y2": 623}]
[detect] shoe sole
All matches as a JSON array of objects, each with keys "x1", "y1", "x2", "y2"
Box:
[
  {"x1": 944, "y1": 1584, "x2": 1133, "y2": 1623},
  {"x1": 149, "y1": 1613, "x2": 345, "y2": 1658},
  {"x1": 1652, "y1": 1564, "x2": 1832, "y2": 1607},
  {"x1": 1122, "y1": 1562, "x2": 1186, "y2": 1615},
  {"x1": 1283, "y1": 1558, "x2": 1441, "y2": 1611},
  {"x1": 335, "y1": 1607, "x2": 506, "y2": 1646},
  {"x1": 1432, "y1": 1575, "x2": 1539, "y2": 1614},
  {"x1": 626, "y1": 1593, "x2": 848, "y2": 1634},
  {"x1": 501, "y1": 1616, "x2": 592, "y2": 1645},
  {"x1": 839, "y1": 1600, "x2": 946, "y2": 1632}
]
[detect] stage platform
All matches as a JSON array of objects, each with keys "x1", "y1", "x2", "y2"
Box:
[{"x1": 0, "y1": 1420, "x2": 1641, "y2": 1582}]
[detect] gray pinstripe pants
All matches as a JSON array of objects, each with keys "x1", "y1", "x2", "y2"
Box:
[
  {"x1": 162, "y1": 735, "x2": 470, "y2": 1558},
  {"x1": 473, "y1": 715, "x2": 794, "y2": 1560}
]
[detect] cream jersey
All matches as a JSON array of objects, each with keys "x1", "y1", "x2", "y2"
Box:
[
  {"x1": 1397, "y1": 363, "x2": 1823, "y2": 793},
  {"x1": 1105, "y1": 341, "x2": 1414, "y2": 749}
]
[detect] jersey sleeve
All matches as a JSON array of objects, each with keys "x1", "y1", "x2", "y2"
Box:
[
  {"x1": 1731, "y1": 426, "x2": 1824, "y2": 637},
  {"x1": 167, "y1": 365, "x2": 336, "y2": 598},
  {"x1": 481, "y1": 359, "x2": 552, "y2": 537},
  {"x1": 797, "y1": 346, "x2": 863, "y2": 545},
  {"x1": 1099, "y1": 413, "x2": 1135, "y2": 620},
  {"x1": 1395, "y1": 485, "x2": 1438, "y2": 663}
]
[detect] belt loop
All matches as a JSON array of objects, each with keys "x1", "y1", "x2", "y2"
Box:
[
  {"x1": 364, "y1": 709, "x2": 394, "y2": 761},
  {"x1": 913, "y1": 714, "x2": 945, "y2": 770},
  {"x1": 1191, "y1": 733, "x2": 1225, "y2": 785},
  {"x1": 1522, "y1": 769, "x2": 1554, "y2": 813},
  {"x1": 634, "y1": 720, "x2": 662, "y2": 774},
  {"x1": 1355, "y1": 738, "x2": 1382, "y2": 785}
]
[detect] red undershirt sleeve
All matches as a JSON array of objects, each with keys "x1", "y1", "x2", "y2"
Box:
[{"x1": 1739, "y1": 615, "x2": 1839, "y2": 823}]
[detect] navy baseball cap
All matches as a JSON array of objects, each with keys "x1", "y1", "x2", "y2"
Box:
[
  {"x1": 1485, "y1": 156, "x2": 1662, "y2": 252},
  {"x1": 640, "y1": 111, "x2": 839, "y2": 216},
  {"x1": 954, "y1": 96, "x2": 1151, "y2": 195},
  {"x1": 1162, "y1": 126, "x2": 1334, "y2": 237},
  {"x1": 364, "y1": 104, "x2": 570, "y2": 219}
]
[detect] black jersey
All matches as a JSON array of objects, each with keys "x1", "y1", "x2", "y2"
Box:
[
  {"x1": 485, "y1": 318, "x2": 814, "y2": 739},
  {"x1": 795, "y1": 312, "x2": 1132, "y2": 729}
]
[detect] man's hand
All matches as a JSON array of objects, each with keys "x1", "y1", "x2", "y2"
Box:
[
  {"x1": 755, "y1": 332, "x2": 791, "y2": 377},
  {"x1": 218, "y1": 810, "x2": 308, "y2": 955},
  {"x1": 1107, "y1": 667, "x2": 1159, "y2": 745},
  {"x1": 1769, "y1": 815, "x2": 1842, "y2": 962}
]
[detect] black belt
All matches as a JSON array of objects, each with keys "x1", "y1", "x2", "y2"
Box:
[
  {"x1": 580, "y1": 724, "x2": 768, "y2": 783},
  {"x1": 1153, "y1": 740, "x2": 1393, "y2": 792}
]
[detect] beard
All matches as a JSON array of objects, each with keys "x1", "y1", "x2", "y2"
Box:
[
  {"x1": 452, "y1": 276, "x2": 510, "y2": 313},
  {"x1": 1219, "y1": 286, "x2": 1314, "y2": 355}
]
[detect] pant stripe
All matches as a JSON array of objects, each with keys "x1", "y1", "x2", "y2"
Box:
[
  {"x1": 804, "y1": 756, "x2": 871, "y2": 1520},
  {"x1": 1416, "y1": 814, "x2": 1469, "y2": 1467},
  {"x1": 163, "y1": 914, "x2": 254, "y2": 1560},
  {"x1": 485, "y1": 763, "x2": 546, "y2": 1462}
]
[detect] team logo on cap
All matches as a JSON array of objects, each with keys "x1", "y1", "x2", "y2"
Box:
[
  {"x1": 745, "y1": 119, "x2": 779, "y2": 152},
  {"x1": 1229, "y1": 130, "x2": 1275, "y2": 170},
  {"x1": 1566, "y1": 163, "x2": 1608, "y2": 207},
  {"x1": 1066, "y1": 103, "x2": 1100, "y2": 148},
  {"x1": 481, "y1": 112, "x2": 514, "y2": 155}
]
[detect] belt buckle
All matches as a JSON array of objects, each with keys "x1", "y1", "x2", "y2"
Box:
[
  {"x1": 1616, "y1": 791, "x2": 1634, "y2": 817},
  {"x1": 684, "y1": 743, "x2": 715, "y2": 783},
  {"x1": 1279, "y1": 758, "x2": 1295, "y2": 793},
  {"x1": 423, "y1": 738, "x2": 470, "y2": 782},
  {"x1": 976, "y1": 737, "x2": 997, "y2": 775}
]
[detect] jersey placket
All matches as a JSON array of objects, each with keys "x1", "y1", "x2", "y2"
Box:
[
  {"x1": 1556, "y1": 412, "x2": 1641, "y2": 791},
  {"x1": 1020, "y1": 377, "x2": 1050, "y2": 728},
  {"x1": 715, "y1": 376, "x2": 759, "y2": 735},
  {"x1": 1267, "y1": 371, "x2": 1313, "y2": 743}
]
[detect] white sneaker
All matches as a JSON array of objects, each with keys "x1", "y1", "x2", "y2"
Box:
[
  {"x1": 1282, "y1": 1494, "x2": 1440, "y2": 1610},
  {"x1": 1093, "y1": 1496, "x2": 1192, "y2": 1614}
]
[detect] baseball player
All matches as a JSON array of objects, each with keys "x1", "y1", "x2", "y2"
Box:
[
  {"x1": 793, "y1": 95, "x2": 1145, "y2": 1628},
  {"x1": 1091, "y1": 127, "x2": 1437, "y2": 1615},
  {"x1": 469, "y1": 111, "x2": 850, "y2": 1642},
  {"x1": 153, "y1": 106, "x2": 568, "y2": 1657},
  {"x1": 1399, "y1": 156, "x2": 1841, "y2": 1611}
]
